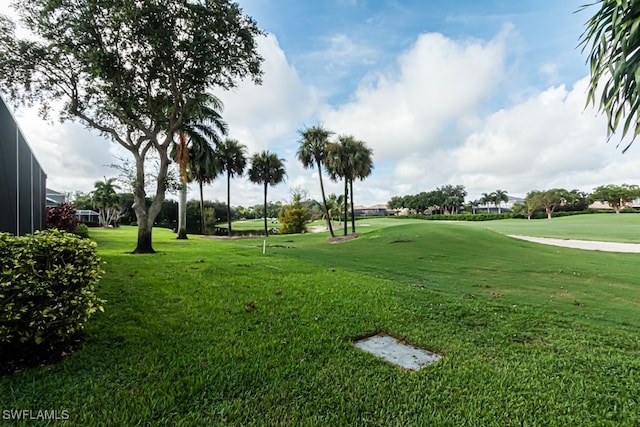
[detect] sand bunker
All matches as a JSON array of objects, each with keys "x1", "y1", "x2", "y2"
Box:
[{"x1": 509, "y1": 235, "x2": 640, "y2": 253}]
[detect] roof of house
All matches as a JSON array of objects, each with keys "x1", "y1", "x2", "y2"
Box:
[{"x1": 46, "y1": 188, "x2": 64, "y2": 196}]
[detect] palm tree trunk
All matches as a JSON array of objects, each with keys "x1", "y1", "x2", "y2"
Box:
[
  {"x1": 199, "y1": 180, "x2": 206, "y2": 235},
  {"x1": 226, "y1": 172, "x2": 232, "y2": 237},
  {"x1": 343, "y1": 179, "x2": 348, "y2": 236},
  {"x1": 349, "y1": 178, "x2": 356, "y2": 233},
  {"x1": 263, "y1": 182, "x2": 269, "y2": 237},
  {"x1": 316, "y1": 160, "x2": 335, "y2": 237},
  {"x1": 177, "y1": 180, "x2": 188, "y2": 239}
]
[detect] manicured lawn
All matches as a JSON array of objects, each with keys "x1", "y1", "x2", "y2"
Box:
[
  {"x1": 451, "y1": 212, "x2": 640, "y2": 243},
  {"x1": 226, "y1": 218, "x2": 280, "y2": 231},
  {"x1": 1, "y1": 219, "x2": 639, "y2": 425}
]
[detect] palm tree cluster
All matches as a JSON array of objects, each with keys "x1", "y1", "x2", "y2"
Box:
[
  {"x1": 170, "y1": 94, "x2": 287, "y2": 238},
  {"x1": 297, "y1": 125, "x2": 374, "y2": 237},
  {"x1": 480, "y1": 190, "x2": 509, "y2": 214}
]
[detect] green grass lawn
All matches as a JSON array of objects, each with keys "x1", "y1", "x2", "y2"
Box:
[
  {"x1": 1, "y1": 218, "x2": 639, "y2": 426},
  {"x1": 451, "y1": 212, "x2": 640, "y2": 243},
  {"x1": 223, "y1": 218, "x2": 280, "y2": 232}
]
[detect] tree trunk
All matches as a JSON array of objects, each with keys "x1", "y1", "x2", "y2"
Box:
[
  {"x1": 343, "y1": 179, "x2": 348, "y2": 236},
  {"x1": 317, "y1": 160, "x2": 335, "y2": 237},
  {"x1": 350, "y1": 179, "x2": 356, "y2": 233},
  {"x1": 131, "y1": 142, "x2": 170, "y2": 254},
  {"x1": 177, "y1": 180, "x2": 188, "y2": 239},
  {"x1": 133, "y1": 220, "x2": 155, "y2": 254},
  {"x1": 263, "y1": 182, "x2": 269, "y2": 237},
  {"x1": 199, "y1": 180, "x2": 206, "y2": 235},
  {"x1": 227, "y1": 172, "x2": 232, "y2": 236}
]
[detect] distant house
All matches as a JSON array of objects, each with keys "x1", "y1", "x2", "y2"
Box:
[
  {"x1": 589, "y1": 199, "x2": 640, "y2": 211},
  {"x1": 0, "y1": 95, "x2": 47, "y2": 235},
  {"x1": 352, "y1": 204, "x2": 390, "y2": 217},
  {"x1": 46, "y1": 188, "x2": 66, "y2": 207},
  {"x1": 75, "y1": 209, "x2": 100, "y2": 225},
  {"x1": 474, "y1": 196, "x2": 524, "y2": 213}
]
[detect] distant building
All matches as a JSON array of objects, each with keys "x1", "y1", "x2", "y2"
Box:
[
  {"x1": 75, "y1": 209, "x2": 100, "y2": 225},
  {"x1": 473, "y1": 196, "x2": 524, "y2": 213},
  {"x1": 352, "y1": 204, "x2": 390, "y2": 217},
  {"x1": 0, "y1": 95, "x2": 47, "y2": 235},
  {"x1": 46, "y1": 188, "x2": 66, "y2": 207}
]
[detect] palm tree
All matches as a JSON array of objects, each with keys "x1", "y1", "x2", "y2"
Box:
[
  {"x1": 580, "y1": 0, "x2": 640, "y2": 152},
  {"x1": 92, "y1": 177, "x2": 121, "y2": 227},
  {"x1": 216, "y1": 138, "x2": 247, "y2": 236},
  {"x1": 325, "y1": 137, "x2": 353, "y2": 236},
  {"x1": 248, "y1": 151, "x2": 287, "y2": 237},
  {"x1": 189, "y1": 140, "x2": 220, "y2": 235},
  {"x1": 297, "y1": 125, "x2": 335, "y2": 237},
  {"x1": 493, "y1": 189, "x2": 509, "y2": 214},
  {"x1": 172, "y1": 94, "x2": 227, "y2": 239},
  {"x1": 325, "y1": 135, "x2": 373, "y2": 235},
  {"x1": 480, "y1": 192, "x2": 494, "y2": 213},
  {"x1": 325, "y1": 193, "x2": 344, "y2": 229},
  {"x1": 348, "y1": 139, "x2": 373, "y2": 233}
]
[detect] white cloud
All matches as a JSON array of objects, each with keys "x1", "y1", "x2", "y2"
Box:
[
  {"x1": 321, "y1": 30, "x2": 508, "y2": 160},
  {"x1": 450, "y1": 76, "x2": 640, "y2": 199},
  {"x1": 202, "y1": 34, "x2": 321, "y2": 206},
  {"x1": 11, "y1": 107, "x2": 121, "y2": 195}
]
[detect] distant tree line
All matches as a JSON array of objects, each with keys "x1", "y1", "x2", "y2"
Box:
[
  {"x1": 388, "y1": 184, "x2": 640, "y2": 219},
  {"x1": 387, "y1": 185, "x2": 469, "y2": 215}
]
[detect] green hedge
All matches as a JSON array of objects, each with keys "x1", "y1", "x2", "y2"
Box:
[
  {"x1": 387, "y1": 213, "x2": 512, "y2": 221},
  {"x1": 0, "y1": 230, "x2": 105, "y2": 355}
]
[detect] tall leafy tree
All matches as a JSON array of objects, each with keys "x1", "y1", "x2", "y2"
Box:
[
  {"x1": 0, "y1": 0, "x2": 263, "y2": 253},
  {"x1": 524, "y1": 191, "x2": 544, "y2": 220},
  {"x1": 580, "y1": 0, "x2": 640, "y2": 151},
  {"x1": 540, "y1": 188, "x2": 569, "y2": 219},
  {"x1": 216, "y1": 139, "x2": 248, "y2": 236},
  {"x1": 297, "y1": 125, "x2": 335, "y2": 237},
  {"x1": 591, "y1": 184, "x2": 640, "y2": 213},
  {"x1": 248, "y1": 151, "x2": 286, "y2": 237},
  {"x1": 387, "y1": 196, "x2": 404, "y2": 211}
]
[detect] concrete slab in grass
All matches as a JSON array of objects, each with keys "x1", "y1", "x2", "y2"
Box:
[{"x1": 354, "y1": 334, "x2": 442, "y2": 371}]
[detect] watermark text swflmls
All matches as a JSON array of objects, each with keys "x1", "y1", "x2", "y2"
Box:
[{"x1": 3, "y1": 409, "x2": 70, "y2": 421}]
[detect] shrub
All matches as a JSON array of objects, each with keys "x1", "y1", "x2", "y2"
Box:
[
  {"x1": 0, "y1": 230, "x2": 105, "y2": 366},
  {"x1": 75, "y1": 223, "x2": 90, "y2": 238},
  {"x1": 46, "y1": 203, "x2": 78, "y2": 233},
  {"x1": 278, "y1": 199, "x2": 309, "y2": 234}
]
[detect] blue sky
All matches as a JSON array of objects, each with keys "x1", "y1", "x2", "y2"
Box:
[
  {"x1": 5, "y1": 0, "x2": 640, "y2": 207},
  {"x1": 240, "y1": 0, "x2": 587, "y2": 105}
]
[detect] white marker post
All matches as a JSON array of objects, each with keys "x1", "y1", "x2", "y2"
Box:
[{"x1": 263, "y1": 240, "x2": 266, "y2": 255}]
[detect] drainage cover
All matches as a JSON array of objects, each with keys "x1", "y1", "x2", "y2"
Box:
[{"x1": 353, "y1": 334, "x2": 442, "y2": 371}]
